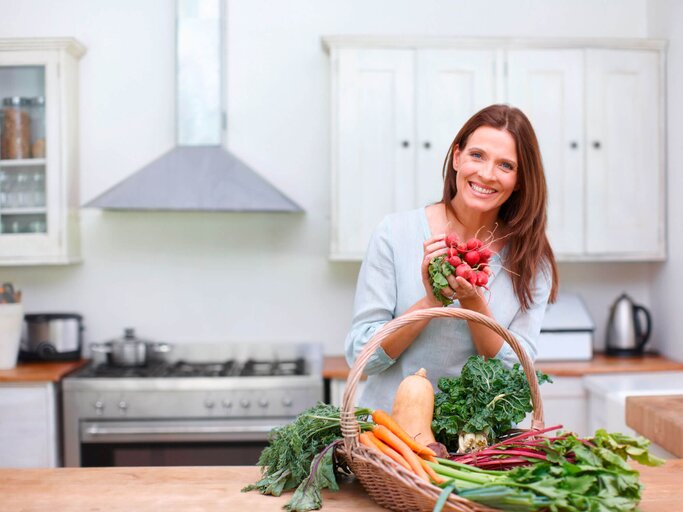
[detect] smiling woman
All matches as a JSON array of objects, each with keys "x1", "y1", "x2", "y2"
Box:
[{"x1": 345, "y1": 104, "x2": 559, "y2": 413}]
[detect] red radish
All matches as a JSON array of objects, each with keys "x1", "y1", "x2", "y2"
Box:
[
  {"x1": 476, "y1": 272, "x2": 489, "y2": 286},
  {"x1": 468, "y1": 272, "x2": 478, "y2": 285},
  {"x1": 447, "y1": 255, "x2": 462, "y2": 267},
  {"x1": 448, "y1": 247, "x2": 459, "y2": 258},
  {"x1": 456, "y1": 242, "x2": 469, "y2": 253},
  {"x1": 464, "y1": 250, "x2": 481, "y2": 266},
  {"x1": 466, "y1": 238, "x2": 482, "y2": 250},
  {"x1": 445, "y1": 234, "x2": 459, "y2": 248},
  {"x1": 455, "y1": 263, "x2": 473, "y2": 281},
  {"x1": 478, "y1": 247, "x2": 493, "y2": 261},
  {"x1": 482, "y1": 265, "x2": 492, "y2": 276}
]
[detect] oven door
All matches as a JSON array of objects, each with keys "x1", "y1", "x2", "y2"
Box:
[{"x1": 78, "y1": 417, "x2": 288, "y2": 467}]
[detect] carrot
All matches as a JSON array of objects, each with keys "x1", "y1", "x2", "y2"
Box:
[
  {"x1": 360, "y1": 431, "x2": 412, "y2": 472},
  {"x1": 373, "y1": 425, "x2": 430, "y2": 481},
  {"x1": 419, "y1": 457, "x2": 445, "y2": 484},
  {"x1": 372, "y1": 409, "x2": 437, "y2": 458}
]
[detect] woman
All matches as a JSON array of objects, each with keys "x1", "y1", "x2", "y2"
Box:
[{"x1": 344, "y1": 104, "x2": 559, "y2": 412}]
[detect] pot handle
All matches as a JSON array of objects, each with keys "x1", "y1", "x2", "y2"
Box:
[
  {"x1": 150, "y1": 342, "x2": 173, "y2": 354},
  {"x1": 89, "y1": 342, "x2": 112, "y2": 354},
  {"x1": 634, "y1": 305, "x2": 652, "y2": 349}
]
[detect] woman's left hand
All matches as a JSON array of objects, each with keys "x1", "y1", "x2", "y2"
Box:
[{"x1": 446, "y1": 275, "x2": 484, "y2": 309}]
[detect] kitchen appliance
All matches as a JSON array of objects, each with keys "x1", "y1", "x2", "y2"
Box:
[
  {"x1": 89, "y1": 328, "x2": 173, "y2": 367},
  {"x1": 83, "y1": 0, "x2": 301, "y2": 213},
  {"x1": 605, "y1": 293, "x2": 652, "y2": 356},
  {"x1": 19, "y1": 313, "x2": 83, "y2": 361},
  {"x1": 61, "y1": 342, "x2": 323, "y2": 467},
  {"x1": 536, "y1": 293, "x2": 594, "y2": 361}
]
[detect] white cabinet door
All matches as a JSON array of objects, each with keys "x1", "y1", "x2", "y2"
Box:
[
  {"x1": 585, "y1": 49, "x2": 664, "y2": 258},
  {"x1": 415, "y1": 49, "x2": 499, "y2": 209},
  {"x1": 0, "y1": 382, "x2": 58, "y2": 467},
  {"x1": 332, "y1": 49, "x2": 415, "y2": 260},
  {"x1": 0, "y1": 39, "x2": 83, "y2": 265},
  {"x1": 506, "y1": 50, "x2": 584, "y2": 257}
]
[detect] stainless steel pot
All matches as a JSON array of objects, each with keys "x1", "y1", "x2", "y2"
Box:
[{"x1": 90, "y1": 328, "x2": 172, "y2": 367}]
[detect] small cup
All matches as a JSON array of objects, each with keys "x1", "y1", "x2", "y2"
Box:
[{"x1": 0, "y1": 303, "x2": 24, "y2": 370}]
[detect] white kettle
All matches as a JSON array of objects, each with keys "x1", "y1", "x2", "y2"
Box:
[{"x1": 605, "y1": 293, "x2": 651, "y2": 356}]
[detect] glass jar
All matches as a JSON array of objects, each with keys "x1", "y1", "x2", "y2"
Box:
[
  {"x1": 1, "y1": 97, "x2": 31, "y2": 160},
  {"x1": 28, "y1": 96, "x2": 45, "y2": 158}
]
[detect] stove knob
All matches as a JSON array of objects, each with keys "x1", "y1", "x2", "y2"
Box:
[
  {"x1": 282, "y1": 396, "x2": 293, "y2": 407},
  {"x1": 118, "y1": 401, "x2": 128, "y2": 411},
  {"x1": 240, "y1": 398, "x2": 251, "y2": 409},
  {"x1": 222, "y1": 399, "x2": 233, "y2": 409},
  {"x1": 204, "y1": 399, "x2": 216, "y2": 410},
  {"x1": 94, "y1": 400, "x2": 105, "y2": 413},
  {"x1": 258, "y1": 398, "x2": 269, "y2": 408}
]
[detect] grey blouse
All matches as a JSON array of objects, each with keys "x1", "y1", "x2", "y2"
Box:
[{"x1": 344, "y1": 207, "x2": 552, "y2": 412}]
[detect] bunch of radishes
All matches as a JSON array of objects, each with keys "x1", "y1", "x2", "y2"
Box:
[{"x1": 428, "y1": 235, "x2": 494, "y2": 306}]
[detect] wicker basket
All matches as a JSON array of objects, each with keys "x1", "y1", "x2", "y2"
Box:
[{"x1": 338, "y1": 307, "x2": 546, "y2": 512}]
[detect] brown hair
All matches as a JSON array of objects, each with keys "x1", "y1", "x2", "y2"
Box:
[{"x1": 441, "y1": 104, "x2": 558, "y2": 310}]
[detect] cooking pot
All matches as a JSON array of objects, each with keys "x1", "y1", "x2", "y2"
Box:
[{"x1": 90, "y1": 328, "x2": 172, "y2": 367}]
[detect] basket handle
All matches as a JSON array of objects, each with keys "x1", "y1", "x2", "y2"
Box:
[{"x1": 340, "y1": 307, "x2": 545, "y2": 451}]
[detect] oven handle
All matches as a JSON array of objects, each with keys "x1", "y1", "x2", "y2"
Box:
[{"x1": 81, "y1": 420, "x2": 285, "y2": 443}]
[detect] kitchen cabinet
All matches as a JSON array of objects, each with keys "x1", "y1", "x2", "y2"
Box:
[
  {"x1": 324, "y1": 38, "x2": 666, "y2": 261},
  {"x1": 507, "y1": 47, "x2": 665, "y2": 260},
  {"x1": 326, "y1": 42, "x2": 499, "y2": 259},
  {"x1": 0, "y1": 382, "x2": 59, "y2": 467},
  {"x1": 0, "y1": 38, "x2": 85, "y2": 265}
]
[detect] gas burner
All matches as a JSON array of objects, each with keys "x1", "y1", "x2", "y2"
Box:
[
  {"x1": 76, "y1": 361, "x2": 169, "y2": 378},
  {"x1": 162, "y1": 360, "x2": 237, "y2": 377},
  {"x1": 240, "y1": 358, "x2": 306, "y2": 377}
]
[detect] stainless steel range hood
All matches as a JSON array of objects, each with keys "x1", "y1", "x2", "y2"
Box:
[{"x1": 85, "y1": 0, "x2": 302, "y2": 212}]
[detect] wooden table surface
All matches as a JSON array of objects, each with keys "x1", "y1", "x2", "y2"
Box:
[
  {"x1": 627, "y1": 394, "x2": 683, "y2": 458},
  {"x1": 0, "y1": 359, "x2": 88, "y2": 383},
  {"x1": 322, "y1": 353, "x2": 683, "y2": 380},
  {"x1": 0, "y1": 462, "x2": 680, "y2": 511}
]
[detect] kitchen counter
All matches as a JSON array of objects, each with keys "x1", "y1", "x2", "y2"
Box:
[
  {"x1": 0, "y1": 359, "x2": 88, "y2": 383},
  {"x1": 626, "y1": 394, "x2": 683, "y2": 458},
  {"x1": 323, "y1": 353, "x2": 683, "y2": 380},
  {"x1": 0, "y1": 462, "x2": 679, "y2": 511}
]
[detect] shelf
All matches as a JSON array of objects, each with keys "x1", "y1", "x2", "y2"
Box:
[
  {"x1": 0, "y1": 208, "x2": 46, "y2": 215},
  {"x1": 0, "y1": 159, "x2": 46, "y2": 167}
]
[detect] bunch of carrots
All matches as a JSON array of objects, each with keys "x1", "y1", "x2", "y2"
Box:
[{"x1": 359, "y1": 410, "x2": 445, "y2": 484}]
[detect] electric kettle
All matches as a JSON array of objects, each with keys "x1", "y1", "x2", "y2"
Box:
[{"x1": 605, "y1": 293, "x2": 652, "y2": 356}]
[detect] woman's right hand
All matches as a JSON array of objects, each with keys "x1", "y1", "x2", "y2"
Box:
[{"x1": 421, "y1": 234, "x2": 450, "y2": 307}]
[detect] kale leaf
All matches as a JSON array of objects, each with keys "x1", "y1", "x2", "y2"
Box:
[{"x1": 432, "y1": 355, "x2": 551, "y2": 450}]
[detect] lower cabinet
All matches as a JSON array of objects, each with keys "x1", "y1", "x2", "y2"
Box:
[{"x1": 0, "y1": 382, "x2": 59, "y2": 467}]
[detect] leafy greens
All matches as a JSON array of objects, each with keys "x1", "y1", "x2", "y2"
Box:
[{"x1": 432, "y1": 355, "x2": 551, "y2": 450}]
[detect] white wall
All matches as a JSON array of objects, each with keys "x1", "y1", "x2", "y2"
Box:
[
  {"x1": 0, "y1": 0, "x2": 661, "y2": 357},
  {"x1": 648, "y1": 0, "x2": 683, "y2": 362}
]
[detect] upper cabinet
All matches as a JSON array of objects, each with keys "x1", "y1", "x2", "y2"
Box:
[
  {"x1": 0, "y1": 38, "x2": 85, "y2": 266},
  {"x1": 324, "y1": 38, "x2": 666, "y2": 262}
]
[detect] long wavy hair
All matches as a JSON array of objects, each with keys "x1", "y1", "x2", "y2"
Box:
[{"x1": 441, "y1": 104, "x2": 558, "y2": 310}]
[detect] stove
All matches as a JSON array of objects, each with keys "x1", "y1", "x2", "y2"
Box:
[{"x1": 62, "y1": 342, "x2": 323, "y2": 467}]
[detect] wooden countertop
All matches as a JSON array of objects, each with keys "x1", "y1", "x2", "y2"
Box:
[
  {"x1": 626, "y1": 395, "x2": 683, "y2": 458},
  {"x1": 0, "y1": 462, "x2": 680, "y2": 511},
  {"x1": 0, "y1": 359, "x2": 88, "y2": 383},
  {"x1": 323, "y1": 353, "x2": 683, "y2": 380}
]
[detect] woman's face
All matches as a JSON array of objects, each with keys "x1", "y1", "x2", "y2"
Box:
[{"x1": 452, "y1": 126, "x2": 518, "y2": 217}]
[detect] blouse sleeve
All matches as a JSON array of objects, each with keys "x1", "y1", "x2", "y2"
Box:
[
  {"x1": 344, "y1": 216, "x2": 398, "y2": 375},
  {"x1": 494, "y1": 262, "x2": 552, "y2": 368}
]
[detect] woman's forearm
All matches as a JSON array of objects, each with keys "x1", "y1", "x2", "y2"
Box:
[
  {"x1": 379, "y1": 296, "x2": 439, "y2": 359},
  {"x1": 459, "y1": 297, "x2": 504, "y2": 358}
]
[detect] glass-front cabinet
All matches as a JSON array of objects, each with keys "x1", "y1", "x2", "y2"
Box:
[{"x1": 0, "y1": 39, "x2": 85, "y2": 265}]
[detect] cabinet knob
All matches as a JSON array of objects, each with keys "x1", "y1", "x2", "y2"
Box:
[
  {"x1": 592, "y1": 141, "x2": 601, "y2": 149},
  {"x1": 570, "y1": 141, "x2": 578, "y2": 149},
  {"x1": 401, "y1": 140, "x2": 410, "y2": 148},
  {"x1": 423, "y1": 141, "x2": 431, "y2": 149}
]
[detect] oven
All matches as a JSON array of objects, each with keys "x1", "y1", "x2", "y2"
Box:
[{"x1": 61, "y1": 343, "x2": 323, "y2": 467}]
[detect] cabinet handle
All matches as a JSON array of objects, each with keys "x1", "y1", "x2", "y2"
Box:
[
  {"x1": 423, "y1": 141, "x2": 431, "y2": 149},
  {"x1": 401, "y1": 140, "x2": 410, "y2": 148},
  {"x1": 592, "y1": 141, "x2": 601, "y2": 149},
  {"x1": 570, "y1": 141, "x2": 578, "y2": 149}
]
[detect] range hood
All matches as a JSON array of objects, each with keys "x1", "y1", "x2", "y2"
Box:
[{"x1": 85, "y1": 0, "x2": 302, "y2": 212}]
